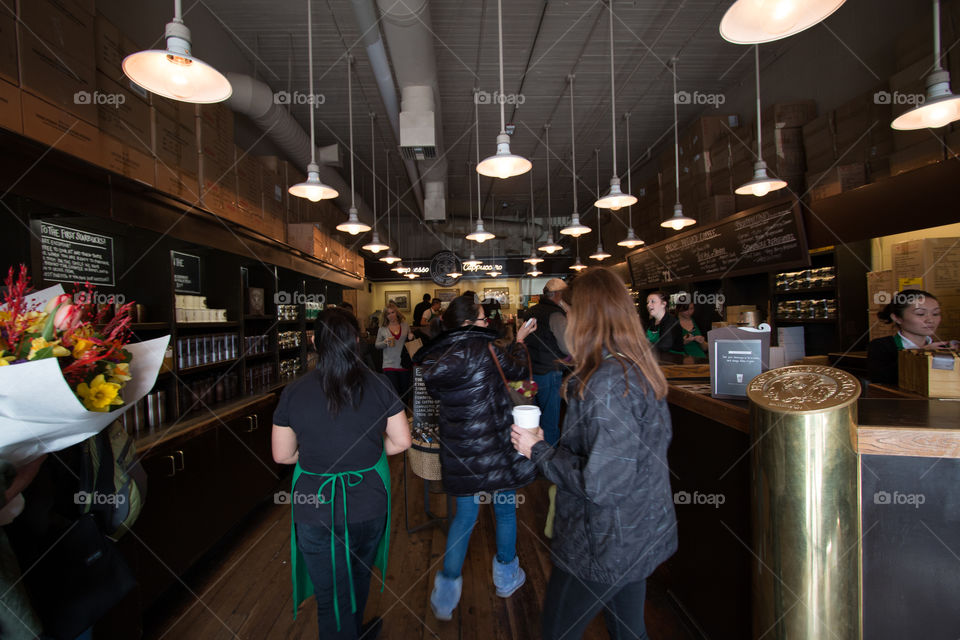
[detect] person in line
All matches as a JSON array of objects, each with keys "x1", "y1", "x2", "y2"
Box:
[
  {"x1": 481, "y1": 298, "x2": 515, "y2": 347},
  {"x1": 512, "y1": 267, "x2": 678, "y2": 640},
  {"x1": 413, "y1": 296, "x2": 539, "y2": 621},
  {"x1": 645, "y1": 291, "x2": 678, "y2": 353},
  {"x1": 523, "y1": 279, "x2": 569, "y2": 446},
  {"x1": 412, "y1": 293, "x2": 432, "y2": 329},
  {"x1": 867, "y1": 289, "x2": 950, "y2": 384},
  {"x1": 375, "y1": 302, "x2": 415, "y2": 404},
  {"x1": 420, "y1": 298, "x2": 442, "y2": 328},
  {"x1": 273, "y1": 308, "x2": 412, "y2": 639},
  {"x1": 672, "y1": 301, "x2": 708, "y2": 359}
]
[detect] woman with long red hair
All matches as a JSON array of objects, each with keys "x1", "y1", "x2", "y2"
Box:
[{"x1": 512, "y1": 266, "x2": 678, "y2": 640}]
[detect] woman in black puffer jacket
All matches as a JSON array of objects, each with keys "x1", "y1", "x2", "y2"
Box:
[{"x1": 413, "y1": 295, "x2": 539, "y2": 621}]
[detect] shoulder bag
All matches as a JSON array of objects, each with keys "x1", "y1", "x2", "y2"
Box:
[{"x1": 488, "y1": 342, "x2": 538, "y2": 406}]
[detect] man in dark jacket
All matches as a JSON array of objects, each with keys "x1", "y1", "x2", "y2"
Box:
[
  {"x1": 524, "y1": 278, "x2": 569, "y2": 445},
  {"x1": 412, "y1": 293, "x2": 432, "y2": 328}
]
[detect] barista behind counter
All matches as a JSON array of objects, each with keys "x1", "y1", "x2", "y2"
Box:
[{"x1": 867, "y1": 289, "x2": 955, "y2": 384}]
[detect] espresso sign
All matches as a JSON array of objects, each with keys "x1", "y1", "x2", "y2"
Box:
[
  {"x1": 40, "y1": 222, "x2": 115, "y2": 286},
  {"x1": 171, "y1": 251, "x2": 201, "y2": 294},
  {"x1": 628, "y1": 200, "x2": 808, "y2": 288}
]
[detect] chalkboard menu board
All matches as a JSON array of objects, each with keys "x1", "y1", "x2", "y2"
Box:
[
  {"x1": 171, "y1": 251, "x2": 201, "y2": 294},
  {"x1": 412, "y1": 366, "x2": 441, "y2": 439},
  {"x1": 40, "y1": 221, "x2": 115, "y2": 286},
  {"x1": 628, "y1": 200, "x2": 808, "y2": 288}
]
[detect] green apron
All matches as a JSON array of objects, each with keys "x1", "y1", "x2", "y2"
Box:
[{"x1": 290, "y1": 449, "x2": 391, "y2": 631}]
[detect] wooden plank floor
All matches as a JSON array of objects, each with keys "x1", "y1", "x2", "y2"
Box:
[{"x1": 143, "y1": 455, "x2": 699, "y2": 639}]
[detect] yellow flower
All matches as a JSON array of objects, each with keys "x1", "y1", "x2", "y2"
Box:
[
  {"x1": 75, "y1": 374, "x2": 123, "y2": 412},
  {"x1": 72, "y1": 338, "x2": 95, "y2": 359},
  {"x1": 107, "y1": 362, "x2": 131, "y2": 384},
  {"x1": 27, "y1": 337, "x2": 69, "y2": 359},
  {"x1": 25, "y1": 311, "x2": 48, "y2": 333},
  {"x1": 0, "y1": 354, "x2": 13, "y2": 366}
]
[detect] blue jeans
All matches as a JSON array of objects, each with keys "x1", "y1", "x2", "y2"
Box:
[
  {"x1": 533, "y1": 370, "x2": 563, "y2": 445},
  {"x1": 441, "y1": 491, "x2": 518, "y2": 579},
  {"x1": 542, "y1": 566, "x2": 649, "y2": 640},
  {"x1": 295, "y1": 516, "x2": 386, "y2": 639}
]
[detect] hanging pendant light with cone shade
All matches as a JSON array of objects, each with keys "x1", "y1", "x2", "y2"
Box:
[
  {"x1": 122, "y1": 0, "x2": 232, "y2": 104},
  {"x1": 891, "y1": 0, "x2": 960, "y2": 130},
  {"x1": 561, "y1": 76, "x2": 592, "y2": 238},
  {"x1": 524, "y1": 170, "x2": 544, "y2": 265},
  {"x1": 468, "y1": 94, "x2": 496, "y2": 243},
  {"x1": 526, "y1": 267, "x2": 543, "y2": 277},
  {"x1": 538, "y1": 124, "x2": 563, "y2": 253},
  {"x1": 590, "y1": 149, "x2": 611, "y2": 261},
  {"x1": 287, "y1": 0, "x2": 338, "y2": 202},
  {"x1": 392, "y1": 263, "x2": 410, "y2": 273},
  {"x1": 618, "y1": 113, "x2": 644, "y2": 248},
  {"x1": 380, "y1": 174, "x2": 402, "y2": 264},
  {"x1": 405, "y1": 272, "x2": 419, "y2": 279},
  {"x1": 362, "y1": 114, "x2": 390, "y2": 253},
  {"x1": 570, "y1": 238, "x2": 587, "y2": 272},
  {"x1": 595, "y1": 0, "x2": 637, "y2": 211},
  {"x1": 720, "y1": 0, "x2": 846, "y2": 45},
  {"x1": 735, "y1": 46, "x2": 788, "y2": 198},
  {"x1": 661, "y1": 59, "x2": 697, "y2": 231},
  {"x1": 463, "y1": 254, "x2": 481, "y2": 269},
  {"x1": 337, "y1": 56, "x2": 372, "y2": 236},
  {"x1": 475, "y1": 0, "x2": 531, "y2": 179}
]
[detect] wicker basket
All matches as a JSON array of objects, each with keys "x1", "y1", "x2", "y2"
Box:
[{"x1": 407, "y1": 439, "x2": 442, "y2": 481}]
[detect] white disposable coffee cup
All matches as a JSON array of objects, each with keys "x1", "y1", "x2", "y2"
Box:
[{"x1": 512, "y1": 405, "x2": 541, "y2": 430}]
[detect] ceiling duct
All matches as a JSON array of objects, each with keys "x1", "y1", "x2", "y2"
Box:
[{"x1": 399, "y1": 85, "x2": 437, "y2": 160}]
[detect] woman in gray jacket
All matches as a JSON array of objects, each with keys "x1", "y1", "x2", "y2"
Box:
[
  {"x1": 375, "y1": 301, "x2": 415, "y2": 404},
  {"x1": 512, "y1": 267, "x2": 678, "y2": 640}
]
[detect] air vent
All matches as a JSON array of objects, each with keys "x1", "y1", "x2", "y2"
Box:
[{"x1": 400, "y1": 145, "x2": 437, "y2": 160}]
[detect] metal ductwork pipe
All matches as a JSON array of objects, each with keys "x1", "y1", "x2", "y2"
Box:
[{"x1": 226, "y1": 72, "x2": 376, "y2": 226}]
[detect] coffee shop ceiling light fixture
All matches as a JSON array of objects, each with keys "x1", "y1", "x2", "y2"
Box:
[
  {"x1": 589, "y1": 149, "x2": 611, "y2": 261},
  {"x1": 560, "y1": 76, "x2": 592, "y2": 238},
  {"x1": 661, "y1": 58, "x2": 697, "y2": 231},
  {"x1": 463, "y1": 253, "x2": 482, "y2": 269},
  {"x1": 719, "y1": 0, "x2": 846, "y2": 44},
  {"x1": 526, "y1": 267, "x2": 543, "y2": 277},
  {"x1": 405, "y1": 272, "x2": 419, "y2": 279},
  {"x1": 391, "y1": 263, "x2": 410, "y2": 273},
  {"x1": 892, "y1": 0, "x2": 960, "y2": 130},
  {"x1": 379, "y1": 171, "x2": 401, "y2": 264},
  {"x1": 734, "y1": 46, "x2": 788, "y2": 198},
  {"x1": 475, "y1": 0, "x2": 532, "y2": 179},
  {"x1": 524, "y1": 170, "x2": 544, "y2": 265},
  {"x1": 595, "y1": 0, "x2": 637, "y2": 211},
  {"x1": 468, "y1": 96, "x2": 496, "y2": 243},
  {"x1": 538, "y1": 125, "x2": 564, "y2": 254},
  {"x1": 336, "y1": 56, "x2": 372, "y2": 236},
  {"x1": 122, "y1": 0, "x2": 232, "y2": 103},
  {"x1": 617, "y1": 113, "x2": 645, "y2": 249},
  {"x1": 286, "y1": 0, "x2": 338, "y2": 202},
  {"x1": 362, "y1": 114, "x2": 390, "y2": 253}
]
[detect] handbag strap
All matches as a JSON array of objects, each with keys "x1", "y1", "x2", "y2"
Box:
[{"x1": 487, "y1": 342, "x2": 534, "y2": 387}]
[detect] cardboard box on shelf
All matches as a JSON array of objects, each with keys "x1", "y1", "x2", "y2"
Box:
[
  {"x1": 152, "y1": 108, "x2": 198, "y2": 177},
  {"x1": 892, "y1": 237, "x2": 960, "y2": 341},
  {"x1": 889, "y1": 55, "x2": 937, "y2": 151},
  {"x1": 806, "y1": 163, "x2": 866, "y2": 201},
  {"x1": 19, "y1": 0, "x2": 95, "y2": 65},
  {"x1": 680, "y1": 115, "x2": 740, "y2": 157},
  {"x1": 762, "y1": 101, "x2": 817, "y2": 129},
  {"x1": 93, "y1": 12, "x2": 141, "y2": 83},
  {"x1": 898, "y1": 350, "x2": 960, "y2": 398},
  {"x1": 154, "y1": 164, "x2": 200, "y2": 204},
  {"x1": 152, "y1": 94, "x2": 196, "y2": 128},
  {"x1": 235, "y1": 149, "x2": 262, "y2": 214},
  {"x1": 0, "y1": 78, "x2": 21, "y2": 133},
  {"x1": 97, "y1": 131, "x2": 154, "y2": 186},
  {"x1": 866, "y1": 270, "x2": 898, "y2": 342},
  {"x1": 95, "y1": 71, "x2": 151, "y2": 150},
  {"x1": 17, "y1": 29, "x2": 98, "y2": 124},
  {"x1": 0, "y1": 13, "x2": 17, "y2": 85},
  {"x1": 761, "y1": 125, "x2": 805, "y2": 176},
  {"x1": 199, "y1": 102, "x2": 233, "y2": 138},
  {"x1": 889, "y1": 139, "x2": 944, "y2": 176},
  {"x1": 20, "y1": 91, "x2": 99, "y2": 165},
  {"x1": 801, "y1": 112, "x2": 836, "y2": 174}
]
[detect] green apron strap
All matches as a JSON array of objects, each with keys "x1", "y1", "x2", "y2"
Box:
[{"x1": 894, "y1": 333, "x2": 904, "y2": 351}]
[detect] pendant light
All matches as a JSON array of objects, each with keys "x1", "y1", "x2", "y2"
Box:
[
  {"x1": 486, "y1": 207, "x2": 502, "y2": 278},
  {"x1": 561, "y1": 76, "x2": 591, "y2": 238},
  {"x1": 720, "y1": 0, "x2": 846, "y2": 45},
  {"x1": 570, "y1": 239, "x2": 587, "y2": 272},
  {"x1": 391, "y1": 263, "x2": 410, "y2": 273},
  {"x1": 405, "y1": 272, "x2": 419, "y2": 279},
  {"x1": 475, "y1": 0, "x2": 532, "y2": 179},
  {"x1": 461, "y1": 161, "x2": 481, "y2": 269},
  {"x1": 468, "y1": 95, "x2": 496, "y2": 242},
  {"x1": 122, "y1": 0, "x2": 231, "y2": 103},
  {"x1": 735, "y1": 46, "x2": 788, "y2": 198},
  {"x1": 362, "y1": 114, "x2": 389, "y2": 252},
  {"x1": 661, "y1": 58, "x2": 697, "y2": 231},
  {"x1": 589, "y1": 150, "x2": 611, "y2": 261},
  {"x1": 595, "y1": 1, "x2": 637, "y2": 211},
  {"x1": 618, "y1": 113, "x2": 644, "y2": 248},
  {"x1": 287, "y1": 0, "x2": 338, "y2": 202},
  {"x1": 892, "y1": 0, "x2": 960, "y2": 130},
  {"x1": 538, "y1": 124, "x2": 563, "y2": 254},
  {"x1": 380, "y1": 174, "x2": 402, "y2": 264},
  {"x1": 524, "y1": 170, "x2": 544, "y2": 265},
  {"x1": 337, "y1": 56, "x2": 372, "y2": 236}
]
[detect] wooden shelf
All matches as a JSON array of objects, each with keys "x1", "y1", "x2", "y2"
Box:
[
  {"x1": 177, "y1": 358, "x2": 240, "y2": 374},
  {"x1": 175, "y1": 322, "x2": 240, "y2": 330},
  {"x1": 243, "y1": 315, "x2": 275, "y2": 321},
  {"x1": 244, "y1": 351, "x2": 276, "y2": 360}
]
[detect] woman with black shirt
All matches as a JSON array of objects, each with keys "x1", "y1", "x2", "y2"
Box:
[
  {"x1": 645, "y1": 291, "x2": 678, "y2": 353},
  {"x1": 867, "y1": 289, "x2": 950, "y2": 384},
  {"x1": 272, "y1": 308, "x2": 412, "y2": 639}
]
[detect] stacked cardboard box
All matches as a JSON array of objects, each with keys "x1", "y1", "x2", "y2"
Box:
[
  {"x1": 661, "y1": 115, "x2": 740, "y2": 220},
  {"x1": 806, "y1": 163, "x2": 867, "y2": 201},
  {"x1": 891, "y1": 238, "x2": 960, "y2": 342},
  {"x1": 802, "y1": 112, "x2": 836, "y2": 175},
  {"x1": 0, "y1": 3, "x2": 17, "y2": 86},
  {"x1": 888, "y1": 56, "x2": 946, "y2": 175},
  {"x1": 93, "y1": 71, "x2": 153, "y2": 185},
  {"x1": 0, "y1": 75, "x2": 20, "y2": 134},
  {"x1": 198, "y1": 103, "x2": 238, "y2": 219},
  {"x1": 235, "y1": 149, "x2": 262, "y2": 222},
  {"x1": 260, "y1": 158, "x2": 287, "y2": 243},
  {"x1": 866, "y1": 270, "x2": 898, "y2": 341},
  {"x1": 93, "y1": 13, "x2": 140, "y2": 84},
  {"x1": 152, "y1": 95, "x2": 198, "y2": 201}
]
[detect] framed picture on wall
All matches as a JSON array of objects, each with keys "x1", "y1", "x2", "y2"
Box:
[
  {"x1": 434, "y1": 288, "x2": 460, "y2": 302},
  {"x1": 482, "y1": 287, "x2": 511, "y2": 309},
  {"x1": 385, "y1": 290, "x2": 411, "y2": 312}
]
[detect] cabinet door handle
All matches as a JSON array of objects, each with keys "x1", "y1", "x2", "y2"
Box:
[
  {"x1": 174, "y1": 450, "x2": 185, "y2": 471},
  {"x1": 165, "y1": 455, "x2": 176, "y2": 477},
  {"x1": 253, "y1": 414, "x2": 260, "y2": 431},
  {"x1": 246, "y1": 415, "x2": 256, "y2": 433}
]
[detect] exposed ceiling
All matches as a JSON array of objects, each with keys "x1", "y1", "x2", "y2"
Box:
[{"x1": 173, "y1": 0, "x2": 875, "y2": 263}]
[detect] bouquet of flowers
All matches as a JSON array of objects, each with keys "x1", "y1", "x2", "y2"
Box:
[
  {"x1": 0, "y1": 265, "x2": 169, "y2": 466},
  {"x1": 507, "y1": 378, "x2": 539, "y2": 400}
]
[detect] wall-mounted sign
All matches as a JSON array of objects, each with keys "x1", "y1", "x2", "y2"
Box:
[
  {"x1": 429, "y1": 251, "x2": 462, "y2": 286},
  {"x1": 39, "y1": 221, "x2": 115, "y2": 286},
  {"x1": 171, "y1": 250, "x2": 201, "y2": 294},
  {"x1": 463, "y1": 262, "x2": 503, "y2": 273}
]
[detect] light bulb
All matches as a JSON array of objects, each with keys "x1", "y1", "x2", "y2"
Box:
[
  {"x1": 751, "y1": 182, "x2": 771, "y2": 197},
  {"x1": 923, "y1": 103, "x2": 956, "y2": 129}
]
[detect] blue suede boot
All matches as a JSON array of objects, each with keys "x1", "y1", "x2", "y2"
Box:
[
  {"x1": 492, "y1": 556, "x2": 526, "y2": 597},
  {"x1": 430, "y1": 573, "x2": 462, "y2": 621}
]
